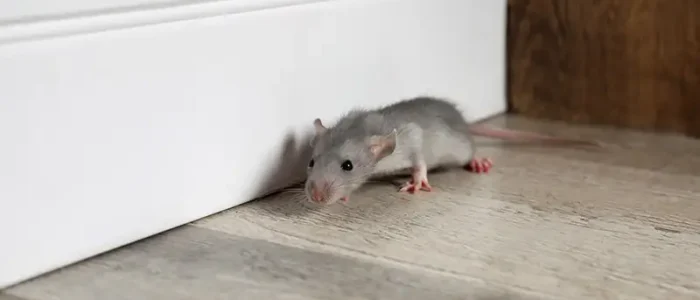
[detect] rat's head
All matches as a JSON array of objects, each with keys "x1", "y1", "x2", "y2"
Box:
[{"x1": 304, "y1": 118, "x2": 396, "y2": 204}]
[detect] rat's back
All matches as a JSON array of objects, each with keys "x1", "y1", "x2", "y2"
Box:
[
  {"x1": 322, "y1": 97, "x2": 468, "y2": 143},
  {"x1": 378, "y1": 97, "x2": 469, "y2": 132}
]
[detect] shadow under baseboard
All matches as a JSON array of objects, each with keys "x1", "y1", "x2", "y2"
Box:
[{"x1": 250, "y1": 130, "x2": 313, "y2": 198}]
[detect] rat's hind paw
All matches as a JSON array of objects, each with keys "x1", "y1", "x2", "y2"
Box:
[
  {"x1": 399, "y1": 178, "x2": 433, "y2": 193},
  {"x1": 464, "y1": 157, "x2": 493, "y2": 173}
]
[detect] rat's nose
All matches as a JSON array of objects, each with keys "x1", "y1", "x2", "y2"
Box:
[
  {"x1": 311, "y1": 186, "x2": 324, "y2": 202},
  {"x1": 310, "y1": 182, "x2": 327, "y2": 202}
]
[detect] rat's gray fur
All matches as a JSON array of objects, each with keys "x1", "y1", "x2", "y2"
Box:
[{"x1": 305, "y1": 96, "x2": 476, "y2": 204}]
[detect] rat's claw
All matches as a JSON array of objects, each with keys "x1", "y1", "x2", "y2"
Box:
[
  {"x1": 399, "y1": 178, "x2": 433, "y2": 194},
  {"x1": 399, "y1": 163, "x2": 433, "y2": 194},
  {"x1": 419, "y1": 179, "x2": 433, "y2": 191},
  {"x1": 399, "y1": 181, "x2": 419, "y2": 193},
  {"x1": 465, "y1": 157, "x2": 493, "y2": 173}
]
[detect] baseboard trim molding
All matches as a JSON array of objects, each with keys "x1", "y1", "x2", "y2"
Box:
[{"x1": 0, "y1": 0, "x2": 331, "y2": 45}]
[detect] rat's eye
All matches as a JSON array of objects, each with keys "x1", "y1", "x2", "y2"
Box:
[
  {"x1": 308, "y1": 159, "x2": 315, "y2": 168},
  {"x1": 341, "y1": 160, "x2": 353, "y2": 171}
]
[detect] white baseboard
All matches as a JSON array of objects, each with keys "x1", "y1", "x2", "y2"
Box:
[
  {"x1": 0, "y1": 0, "x2": 506, "y2": 288},
  {"x1": 0, "y1": 0, "x2": 332, "y2": 45},
  {"x1": 0, "y1": 0, "x2": 327, "y2": 27}
]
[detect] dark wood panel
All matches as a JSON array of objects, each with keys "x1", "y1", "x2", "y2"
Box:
[{"x1": 507, "y1": 0, "x2": 700, "y2": 137}]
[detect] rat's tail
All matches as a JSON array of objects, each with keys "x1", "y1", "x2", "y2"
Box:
[{"x1": 467, "y1": 124, "x2": 601, "y2": 146}]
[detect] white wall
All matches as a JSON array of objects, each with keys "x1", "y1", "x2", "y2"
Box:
[{"x1": 0, "y1": 0, "x2": 507, "y2": 288}]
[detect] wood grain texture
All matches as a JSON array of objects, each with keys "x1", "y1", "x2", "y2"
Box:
[
  {"x1": 5, "y1": 226, "x2": 530, "y2": 300},
  {"x1": 0, "y1": 294, "x2": 28, "y2": 300},
  {"x1": 4, "y1": 115, "x2": 700, "y2": 300},
  {"x1": 507, "y1": 0, "x2": 700, "y2": 137},
  {"x1": 194, "y1": 115, "x2": 700, "y2": 300}
]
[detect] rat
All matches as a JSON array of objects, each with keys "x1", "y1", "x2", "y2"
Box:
[{"x1": 304, "y1": 96, "x2": 598, "y2": 204}]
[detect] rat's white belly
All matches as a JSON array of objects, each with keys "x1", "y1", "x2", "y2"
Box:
[
  {"x1": 423, "y1": 144, "x2": 474, "y2": 168},
  {"x1": 371, "y1": 148, "x2": 414, "y2": 177},
  {"x1": 370, "y1": 146, "x2": 473, "y2": 178},
  {"x1": 370, "y1": 124, "x2": 475, "y2": 176},
  {"x1": 423, "y1": 130, "x2": 475, "y2": 168}
]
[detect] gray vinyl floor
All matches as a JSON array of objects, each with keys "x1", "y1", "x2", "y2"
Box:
[{"x1": 3, "y1": 115, "x2": 700, "y2": 300}]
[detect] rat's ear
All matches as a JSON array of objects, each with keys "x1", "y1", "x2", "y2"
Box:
[
  {"x1": 313, "y1": 118, "x2": 327, "y2": 136},
  {"x1": 367, "y1": 129, "x2": 397, "y2": 160},
  {"x1": 309, "y1": 118, "x2": 327, "y2": 148}
]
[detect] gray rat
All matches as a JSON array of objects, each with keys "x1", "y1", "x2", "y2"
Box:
[{"x1": 304, "y1": 96, "x2": 596, "y2": 204}]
